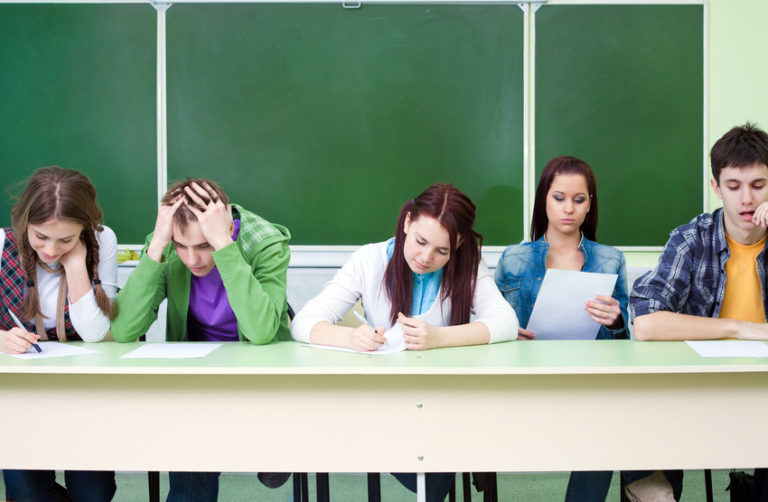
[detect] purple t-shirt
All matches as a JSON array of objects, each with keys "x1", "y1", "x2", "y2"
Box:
[{"x1": 187, "y1": 219, "x2": 241, "y2": 342}]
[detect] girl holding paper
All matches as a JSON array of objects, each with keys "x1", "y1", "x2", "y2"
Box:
[
  {"x1": 291, "y1": 183, "x2": 518, "y2": 501},
  {"x1": 494, "y1": 156, "x2": 628, "y2": 502},
  {"x1": 494, "y1": 155, "x2": 628, "y2": 341},
  {"x1": 0, "y1": 166, "x2": 117, "y2": 500}
]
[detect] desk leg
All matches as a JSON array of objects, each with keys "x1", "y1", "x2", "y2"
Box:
[{"x1": 417, "y1": 473, "x2": 426, "y2": 502}]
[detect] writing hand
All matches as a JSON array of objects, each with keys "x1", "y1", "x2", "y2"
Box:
[
  {"x1": 348, "y1": 324, "x2": 387, "y2": 352},
  {"x1": 0, "y1": 327, "x2": 39, "y2": 354}
]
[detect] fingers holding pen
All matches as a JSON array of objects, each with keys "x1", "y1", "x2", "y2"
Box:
[{"x1": 350, "y1": 324, "x2": 387, "y2": 352}]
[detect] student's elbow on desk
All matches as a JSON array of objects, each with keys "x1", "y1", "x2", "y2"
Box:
[{"x1": 632, "y1": 313, "x2": 659, "y2": 341}]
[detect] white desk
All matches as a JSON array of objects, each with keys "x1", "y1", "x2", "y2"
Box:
[{"x1": 1, "y1": 340, "x2": 767, "y2": 476}]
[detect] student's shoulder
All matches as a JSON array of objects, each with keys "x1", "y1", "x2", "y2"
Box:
[
  {"x1": 497, "y1": 240, "x2": 542, "y2": 271},
  {"x1": 668, "y1": 209, "x2": 722, "y2": 250},
  {"x1": 234, "y1": 204, "x2": 291, "y2": 254},
  {"x1": 96, "y1": 225, "x2": 117, "y2": 246},
  {"x1": 583, "y1": 239, "x2": 624, "y2": 266},
  {"x1": 349, "y1": 240, "x2": 389, "y2": 265}
]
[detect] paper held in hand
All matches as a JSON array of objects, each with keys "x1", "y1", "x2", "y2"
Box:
[{"x1": 526, "y1": 269, "x2": 618, "y2": 340}]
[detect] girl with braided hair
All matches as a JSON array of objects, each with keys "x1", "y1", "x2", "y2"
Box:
[{"x1": 1, "y1": 166, "x2": 117, "y2": 500}]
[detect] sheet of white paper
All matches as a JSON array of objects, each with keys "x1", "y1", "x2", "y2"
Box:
[
  {"x1": 6, "y1": 341, "x2": 97, "y2": 359},
  {"x1": 120, "y1": 343, "x2": 222, "y2": 359},
  {"x1": 526, "y1": 269, "x2": 618, "y2": 340},
  {"x1": 309, "y1": 323, "x2": 406, "y2": 355},
  {"x1": 686, "y1": 340, "x2": 768, "y2": 358}
]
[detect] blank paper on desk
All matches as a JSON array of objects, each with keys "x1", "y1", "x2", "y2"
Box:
[{"x1": 526, "y1": 269, "x2": 617, "y2": 340}]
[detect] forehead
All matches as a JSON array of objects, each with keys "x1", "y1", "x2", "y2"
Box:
[
  {"x1": 29, "y1": 218, "x2": 83, "y2": 238},
  {"x1": 410, "y1": 215, "x2": 450, "y2": 246},
  {"x1": 719, "y1": 163, "x2": 768, "y2": 183},
  {"x1": 548, "y1": 173, "x2": 588, "y2": 193},
  {"x1": 173, "y1": 221, "x2": 207, "y2": 246}
]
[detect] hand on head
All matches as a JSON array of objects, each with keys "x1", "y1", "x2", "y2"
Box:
[
  {"x1": 58, "y1": 236, "x2": 88, "y2": 272},
  {"x1": 183, "y1": 182, "x2": 234, "y2": 251},
  {"x1": 146, "y1": 194, "x2": 185, "y2": 262}
]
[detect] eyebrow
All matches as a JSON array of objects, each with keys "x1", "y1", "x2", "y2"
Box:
[
  {"x1": 31, "y1": 229, "x2": 78, "y2": 240},
  {"x1": 724, "y1": 178, "x2": 767, "y2": 183},
  {"x1": 552, "y1": 190, "x2": 588, "y2": 197},
  {"x1": 415, "y1": 232, "x2": 450, "y2": 252},
  {"x1": 172, "y1": 239, "x2": 209, "y2": 248}
]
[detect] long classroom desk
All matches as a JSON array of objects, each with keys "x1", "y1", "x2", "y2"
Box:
[{"x1": 1, "y1": 340, "x2": 767, "y2": 481}]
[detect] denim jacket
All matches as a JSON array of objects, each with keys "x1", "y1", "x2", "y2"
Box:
[{"x1": 494, "y1": 236, "x2": 629, "y2": 339}]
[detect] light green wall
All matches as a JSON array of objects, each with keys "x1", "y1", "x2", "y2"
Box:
[{"x1": 707, "y1": 0, "x2": 768, "y2": 212}]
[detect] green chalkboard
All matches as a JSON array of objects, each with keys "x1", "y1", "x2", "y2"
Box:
[
  {"x1": 166, "y1": 4, "x2": 524, "y2": 246},
  {"x1": 0, "y1": 4, "x2": 157, "y2": 244},
  {"x1": 535, "y1": 5, "x2": 703, "y2": 247}
]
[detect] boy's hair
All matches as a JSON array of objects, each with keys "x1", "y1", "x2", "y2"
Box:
[
  {"x1": 710, "y1": 123, "x2": 768, "y2": 183},
  {"x1": 161, "y1": 178, "x2": 230, "y2": 229}
]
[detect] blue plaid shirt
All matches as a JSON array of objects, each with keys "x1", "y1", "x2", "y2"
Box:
[{"x1": 630, "y1": 208, "x2": 768, "y2": 320}]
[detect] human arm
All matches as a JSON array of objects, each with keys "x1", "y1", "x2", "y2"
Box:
[
  {"x1": 397, "y1": 313, "x2": 494, "y2": 349},
  {"x1": 0, "y1": 328, "x2": 39, "y2": 354},
  {"x1": 628, "y1": 224, "x2": 761, "y2": 340},
  {"x1": 307, "y1": 321, "x2": 387, "y2": 351},
  {"x1": 633, "y1": 310, "x2": 768, "y2": 341},
  {"x1": 214, "y1": 238, "x2": 289, "y2": 345},
  {"x1": 494, "y1": 248, "x2": 534, "y2": 340},
  {"x1": 64, "y1": 226, "x2": 118, "y2": 342},
  {"x1": 402, "y1": 262, "x2": 519, "y2": 350},
  {"x1": 291, "y1": 244, "x2": 387, "y2": 350},
  {"x1": 110, "y1": 238, "x2": 169, "y2": 342},
  {"x1": 586, "y1": 252, "x2": 629, "y2": 339}
]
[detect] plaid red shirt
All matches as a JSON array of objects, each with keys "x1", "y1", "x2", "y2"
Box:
[{"x1": 1, "y1": 228, "x2": 77, "y2": 340}]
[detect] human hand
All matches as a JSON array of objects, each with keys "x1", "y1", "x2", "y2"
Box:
[
  {"x1": 184, "y1": 182, "x2": 234, "y2": 250},
  {"x1": 753, "y1": 202, "x2": 768, "y2": 227},
  {"x1": 348, "y1": 324, "x2": 387, "y2": 352},
  {"x1": 59, "y1": 237, "x2": 87, "y2": 273},
  {"x1": 398, "y1": 312, "x2": 438, "y2": 350},
  {"x1": 586, "y1": 295, "x2": 622, "y2": 327},
  {"x1": 147, "y1": 195, "x2": 185, "y2": 262},
  {"x1": 0, "y1": 327, "x2": 39, "y2": 354},
  {"x1": 517, "y1": 327, "x2": 535, "y2": 340}
]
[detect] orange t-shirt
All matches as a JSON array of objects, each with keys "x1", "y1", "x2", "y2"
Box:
[{"x1": 720, "y1": 233, "x2": 767, "y2": 323}]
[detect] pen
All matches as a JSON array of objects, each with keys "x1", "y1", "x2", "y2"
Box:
[
  {"x1": 352, "y1": 310, "x2": 371, "y2": 327},
  {"x1": 6, "y1": 308, "x2": 42, "y2": 353}
]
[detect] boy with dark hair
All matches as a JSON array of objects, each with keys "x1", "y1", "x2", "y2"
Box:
[
  {"x1": 112, "y1": 179, "x2": 291, "y2": 500},
  {"x1": 629, "y1": 123, "x2": 768, "y2": 501}
]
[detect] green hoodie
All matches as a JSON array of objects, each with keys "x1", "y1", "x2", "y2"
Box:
[{"x1": 112, "y1": 204, "x2": 291, "y2": 343}]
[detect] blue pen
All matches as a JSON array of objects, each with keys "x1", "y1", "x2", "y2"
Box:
[{"x1": 6, "y1": 308, "x2": 42, "y2": 353}]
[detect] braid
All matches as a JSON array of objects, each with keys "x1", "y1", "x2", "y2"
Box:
[
  {"x1": 18, "y1": 230, "x2": 42, "y2": 322},
  {"x1": 82, "y1": 228, "x2": 115, "y2": 320}
]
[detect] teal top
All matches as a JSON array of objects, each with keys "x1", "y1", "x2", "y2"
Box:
[{"x1": 386, "y1": 238, "x2": 443, "y2": 316}]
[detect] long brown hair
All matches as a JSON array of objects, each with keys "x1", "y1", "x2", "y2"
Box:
[
  {"x1": 530, "y1": 156, "x2": 598, "y2": 242},
  {"x1": 383, "y1": 183, "x2": 482, "y2": 326},
  {"x1": 10, "y1": 166, "x2": 114, "y2": 320}
]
